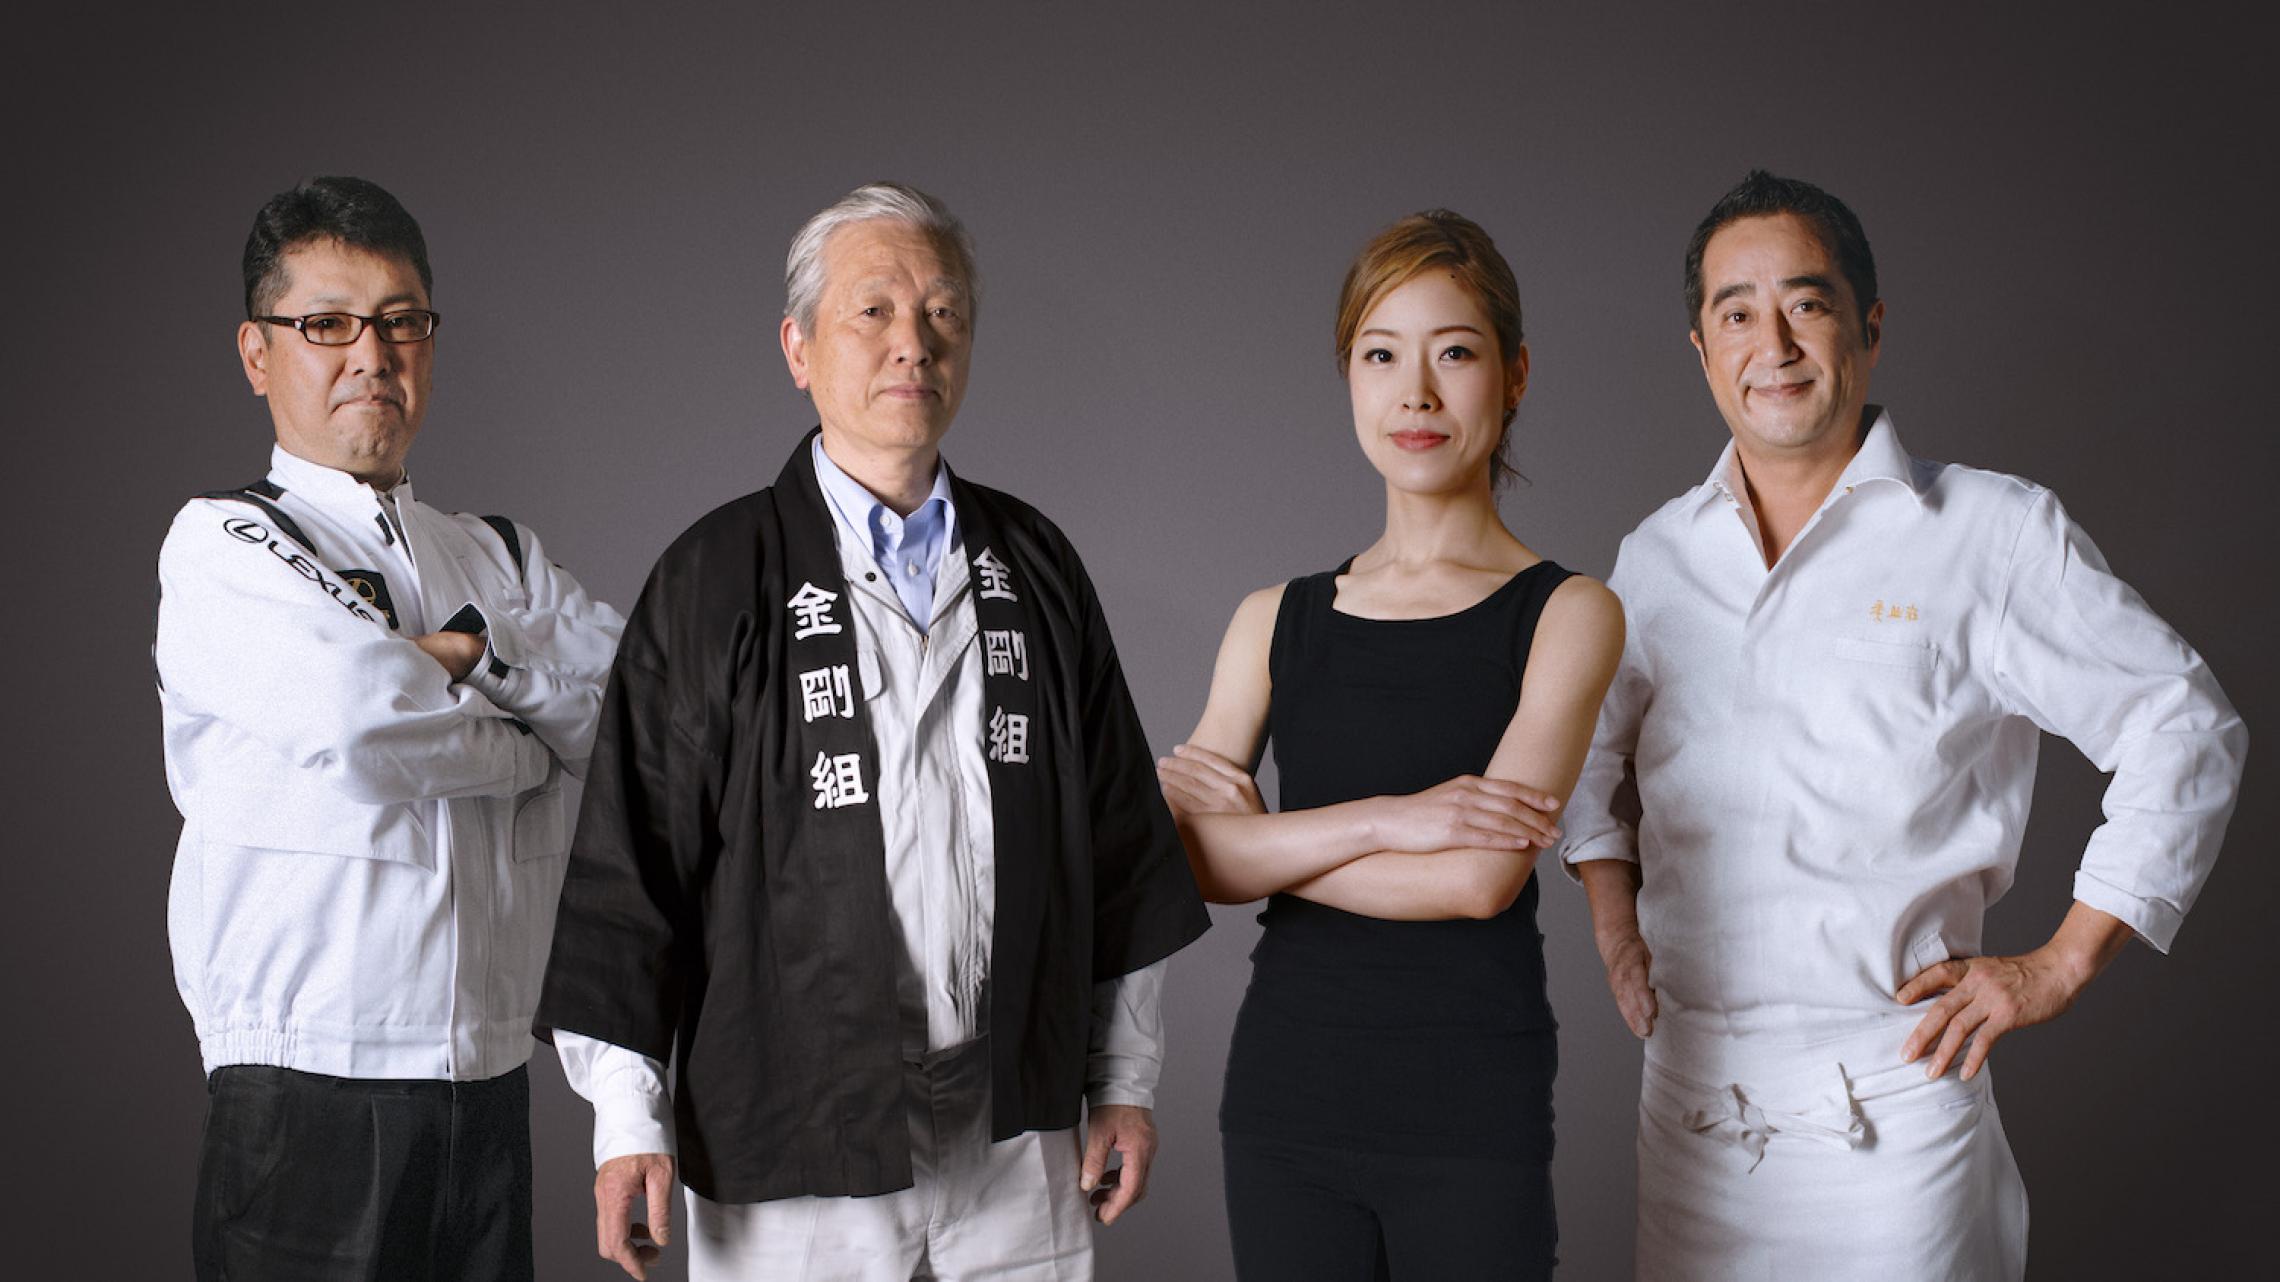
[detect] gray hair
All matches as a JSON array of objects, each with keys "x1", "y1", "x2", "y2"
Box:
[{"x1": 783, "y1": 181, "x2": 980, "y2": 334}]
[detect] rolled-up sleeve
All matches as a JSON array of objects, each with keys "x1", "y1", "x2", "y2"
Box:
[
  {"x1": 1562, "y1": 540, "x2": 1650, "y2": 878},
  {"x1": 1991, "y1": 490, "x2": 2248, "y2": 951}
]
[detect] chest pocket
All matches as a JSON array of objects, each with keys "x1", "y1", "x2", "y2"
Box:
[
  {"x1": 196, "y1": 750, "x2": 431, "y2": 870},
  {"x1": 1820, "y1": 630, "x2": 1938, "y2": 733},
  {"x1": 1829, "y1": 634, "x2": 1939, "y2": 671},
  {"x1": 512, "y1": 780, "x2": 568, "y2": 862},
  {"x1": 1793, "y1": 632, "x2": 1948, "y2": 821}
]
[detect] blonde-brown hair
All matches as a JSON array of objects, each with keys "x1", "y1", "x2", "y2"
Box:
[{"x1": 1333, "y1": 210, "x2": 1527, "y2": 483}]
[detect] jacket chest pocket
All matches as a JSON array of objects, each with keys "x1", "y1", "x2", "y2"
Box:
[
  {"x1": 199, "y1": 761, "x2": 431, "y2": 870},
  {"x1": 1816, "y1": 633, "x2": 1943, "y2": 739},
  {"x1": 1828, "y1": 633, "x2": 1939, "y2": 672},
  {"x1": 511, "y1": 781, "x2": 568, "y2": 862},
  {"x1": 1789, "y1": 632, "x2": 1951, "y2": 818}
]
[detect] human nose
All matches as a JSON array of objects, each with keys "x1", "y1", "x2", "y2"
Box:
[
  {"x1": 343, "y1": 318, "x2": 397, "y2": 375},
  {"x1": 1400, "y1": 366, "x2": 1439, "y2": 412},
  {"x1": 1756, "y1": 309, "x2": 1801, "y2": 364},
  {"x1": 888, "y1": 310, "x2": 935, "y2": 367}
]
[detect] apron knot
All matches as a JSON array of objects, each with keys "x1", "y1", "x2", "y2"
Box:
[{"x1": 1682, "y1": 1082, "x2": 1865, "y2": 1173}]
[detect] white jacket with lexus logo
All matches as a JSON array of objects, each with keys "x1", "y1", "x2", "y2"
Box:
[{"x1": 156, "y1": 446, "x2": 623, "y2": 1082}]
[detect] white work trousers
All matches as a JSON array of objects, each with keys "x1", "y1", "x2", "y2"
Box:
[
  {"x1": 1635, "y1": 1031, "x2": 2028, "y2": 1281},
  {"x1": 687, "y1": 1038, "x2": 1092, "y2": 1281}
]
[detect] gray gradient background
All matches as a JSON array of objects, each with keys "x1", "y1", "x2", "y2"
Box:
[{"x1": 8, "y1": 3, "x2": 2273, "y2": 1278}]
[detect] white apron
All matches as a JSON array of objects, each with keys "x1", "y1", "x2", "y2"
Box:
[{"x1": 1635, "y1": 1021, "x2": 2027, "y2": 1281}]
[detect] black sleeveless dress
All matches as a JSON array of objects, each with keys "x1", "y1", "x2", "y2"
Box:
[{"x1": 1219, "y1": 559, "x2": 1569, "y2": 1160}]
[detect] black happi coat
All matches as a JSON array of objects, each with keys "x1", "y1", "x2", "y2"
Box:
[{"x1": 535, "y1": 432, "x2": 1209, "y2": 1204}]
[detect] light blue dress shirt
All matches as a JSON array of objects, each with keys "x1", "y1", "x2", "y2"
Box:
[{"x1": 811, "y1": 436, "x2": 956, "y2": 632}]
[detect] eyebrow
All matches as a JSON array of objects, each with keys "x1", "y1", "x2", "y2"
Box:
[
  {"x1": 848, "y1": 276, "x2": 970, "y2": 300},
  {"x1": 300, "y1": 291, "x2": 425, "y2": 310},
  {"x1": 1710, "y1": 275, "x2": 1841, "y2": 311},
  {"x1": 1357, "y1": 324, "x2": 1486, "y2": 339}
]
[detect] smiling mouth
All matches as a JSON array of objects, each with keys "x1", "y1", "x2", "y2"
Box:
[
  {"x1": 1752, "y1": 381, "x2": 1813, "y2": 399},
  {"x1": 1389, "y1": 430, "x2": 1449, "y2": 451}
]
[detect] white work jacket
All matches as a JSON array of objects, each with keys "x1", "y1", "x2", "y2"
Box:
[{"x1": 158, "y1": 445, "x2": 623, "y2": 1081}]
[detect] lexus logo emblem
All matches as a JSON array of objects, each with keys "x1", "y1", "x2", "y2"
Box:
[{"x1": 224, "y1": 518, "x2": 268, "y2": 544}]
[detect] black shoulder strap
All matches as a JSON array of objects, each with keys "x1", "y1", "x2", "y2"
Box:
[
  {"x1": 478, "y1": 515, "x2": 526, "y2": 585},
  {"x1": 200, "y1": 479, "x2": 317, "y2": 553}
]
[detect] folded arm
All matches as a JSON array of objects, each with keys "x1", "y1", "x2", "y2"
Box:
[
  {"x1": 1161, "y1": 577, "x2": 1619, "y2": 919},
  {"x1": 1285, "y1": 576, "x2": 1624, "y2": 919},
  {"x1": 456, "y1": 521, "x2": 627, "y2": 778},
  {"x1": 156, "y1": 499, "x2": 550, "y2": 805}
]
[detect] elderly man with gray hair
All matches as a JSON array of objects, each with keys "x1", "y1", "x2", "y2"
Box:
[{"x1": 537, "y1": 182, "x2": 1210, "y2": 1280}]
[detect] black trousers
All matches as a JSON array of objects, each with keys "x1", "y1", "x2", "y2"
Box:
[
  {"x1": 192, "y1": 1064, "x2": 534, "y2": 1282},
  {"x1": 1223, "y1": 1132, "x2": 1557, "y2": 1281}
]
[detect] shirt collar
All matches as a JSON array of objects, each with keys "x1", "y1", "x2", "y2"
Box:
[
  {"x1": 810, "y1": 435, "x2": 958, "y2": 562},
  {"x1": 268, "y1": 443, "x2": 415, "y2": 512},
  {"x1": 1694, "y1": 406, "x2": 1923, "y2": 510}
]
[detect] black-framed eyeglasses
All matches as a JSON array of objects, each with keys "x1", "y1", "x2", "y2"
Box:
[{"x1": 255, "y1": 309, "x2": 442, "y2": 345}]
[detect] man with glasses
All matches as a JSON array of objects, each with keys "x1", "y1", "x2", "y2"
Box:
[{"x1": 156, "y1": 175, "x2": 623, "y2": 1281}]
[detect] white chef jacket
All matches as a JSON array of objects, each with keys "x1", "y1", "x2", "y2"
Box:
[
  {"x1": 1564, "y1": 410, "x2": 2245, "y2": 1046},
  {"x1": 1562, "y1": 411, "x2": 2244, "y2": 1275},
  {"x1": 560, "y1": 438, "x2": 1166, "y2": 1169},
  {"x1": 158, "y1": 445, "x2": 624, "y2": 1080}
]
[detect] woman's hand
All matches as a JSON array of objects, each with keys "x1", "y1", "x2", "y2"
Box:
[
  {"x1": 1370, "y1": 776, "x2": 1563, "y2": 854},
  {"x1": 1157, "y1": 743, "x2": 1265, "y2": 818}
]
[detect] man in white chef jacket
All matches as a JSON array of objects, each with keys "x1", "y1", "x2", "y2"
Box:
[
  {"x1": 1562, "y1": 169, "x2": 2247, "y2": 1280},
  {"x1": 157, "y1": 175, "x2": 623, "y2": 1281}
]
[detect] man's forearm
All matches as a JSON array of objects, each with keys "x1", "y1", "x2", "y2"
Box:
[
  {"x1": 1577, "y1": 857, "x2": 1644, "y2": 951},
  {"x1": 2040, "y1": 900, "x2": 2134, "y2": 996}
]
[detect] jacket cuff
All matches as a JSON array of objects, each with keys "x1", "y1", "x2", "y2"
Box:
[
  {"x1": 1558, "y1": 833, "x2": 1640, "y2": 884},
  {"x1": 1086, "y1": 1081, "x2": 1156, "y2": 1111},
  {"x1": 1085, "y1": 963, "x2": 1164, "y2": 1108},
  {"x1": 454, "y1": 602, "x2": 528, "y2": 709},
  {"x1": 2073, "y1": 870, "x2": 2184, "y2": 954},
  {"x1": 590, "y1": 1077, "x2": 676, "y2": 1168}
]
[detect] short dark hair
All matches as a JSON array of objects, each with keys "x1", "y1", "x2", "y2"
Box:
[
  {"x1": 1684, "y1": 170, "x2": 1876, "y2": 333},
  {"x1": 242, "y1": 176, "x2": 432, "y2": 318}
]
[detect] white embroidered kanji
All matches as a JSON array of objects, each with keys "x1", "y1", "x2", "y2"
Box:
[
  {"x1": 788, "y1": 581, "x2": 843, "y2": 639},
  {"x1": 988, "y1": 707, "x2": 1030, "y2": 765},
  {"x1": 798, "y1": 664, "x2": 854, "y2": 722},
  {"x1": 973, "y1": 548, "x2": 1017, "y2": 602},
  {"x1": 982, "y1": 628, "x2": 1030, "y2": 680},
  {"x1": 810, "y1": 750, "x2": 870, "y2": 809}
]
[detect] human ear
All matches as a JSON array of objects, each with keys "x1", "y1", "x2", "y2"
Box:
[
  {"x1": 238, "y1": 321, "x2": 270, "y2": 397},
  {"x1": 779, "y1": 314, "x2": 811, "y2": 389}
]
